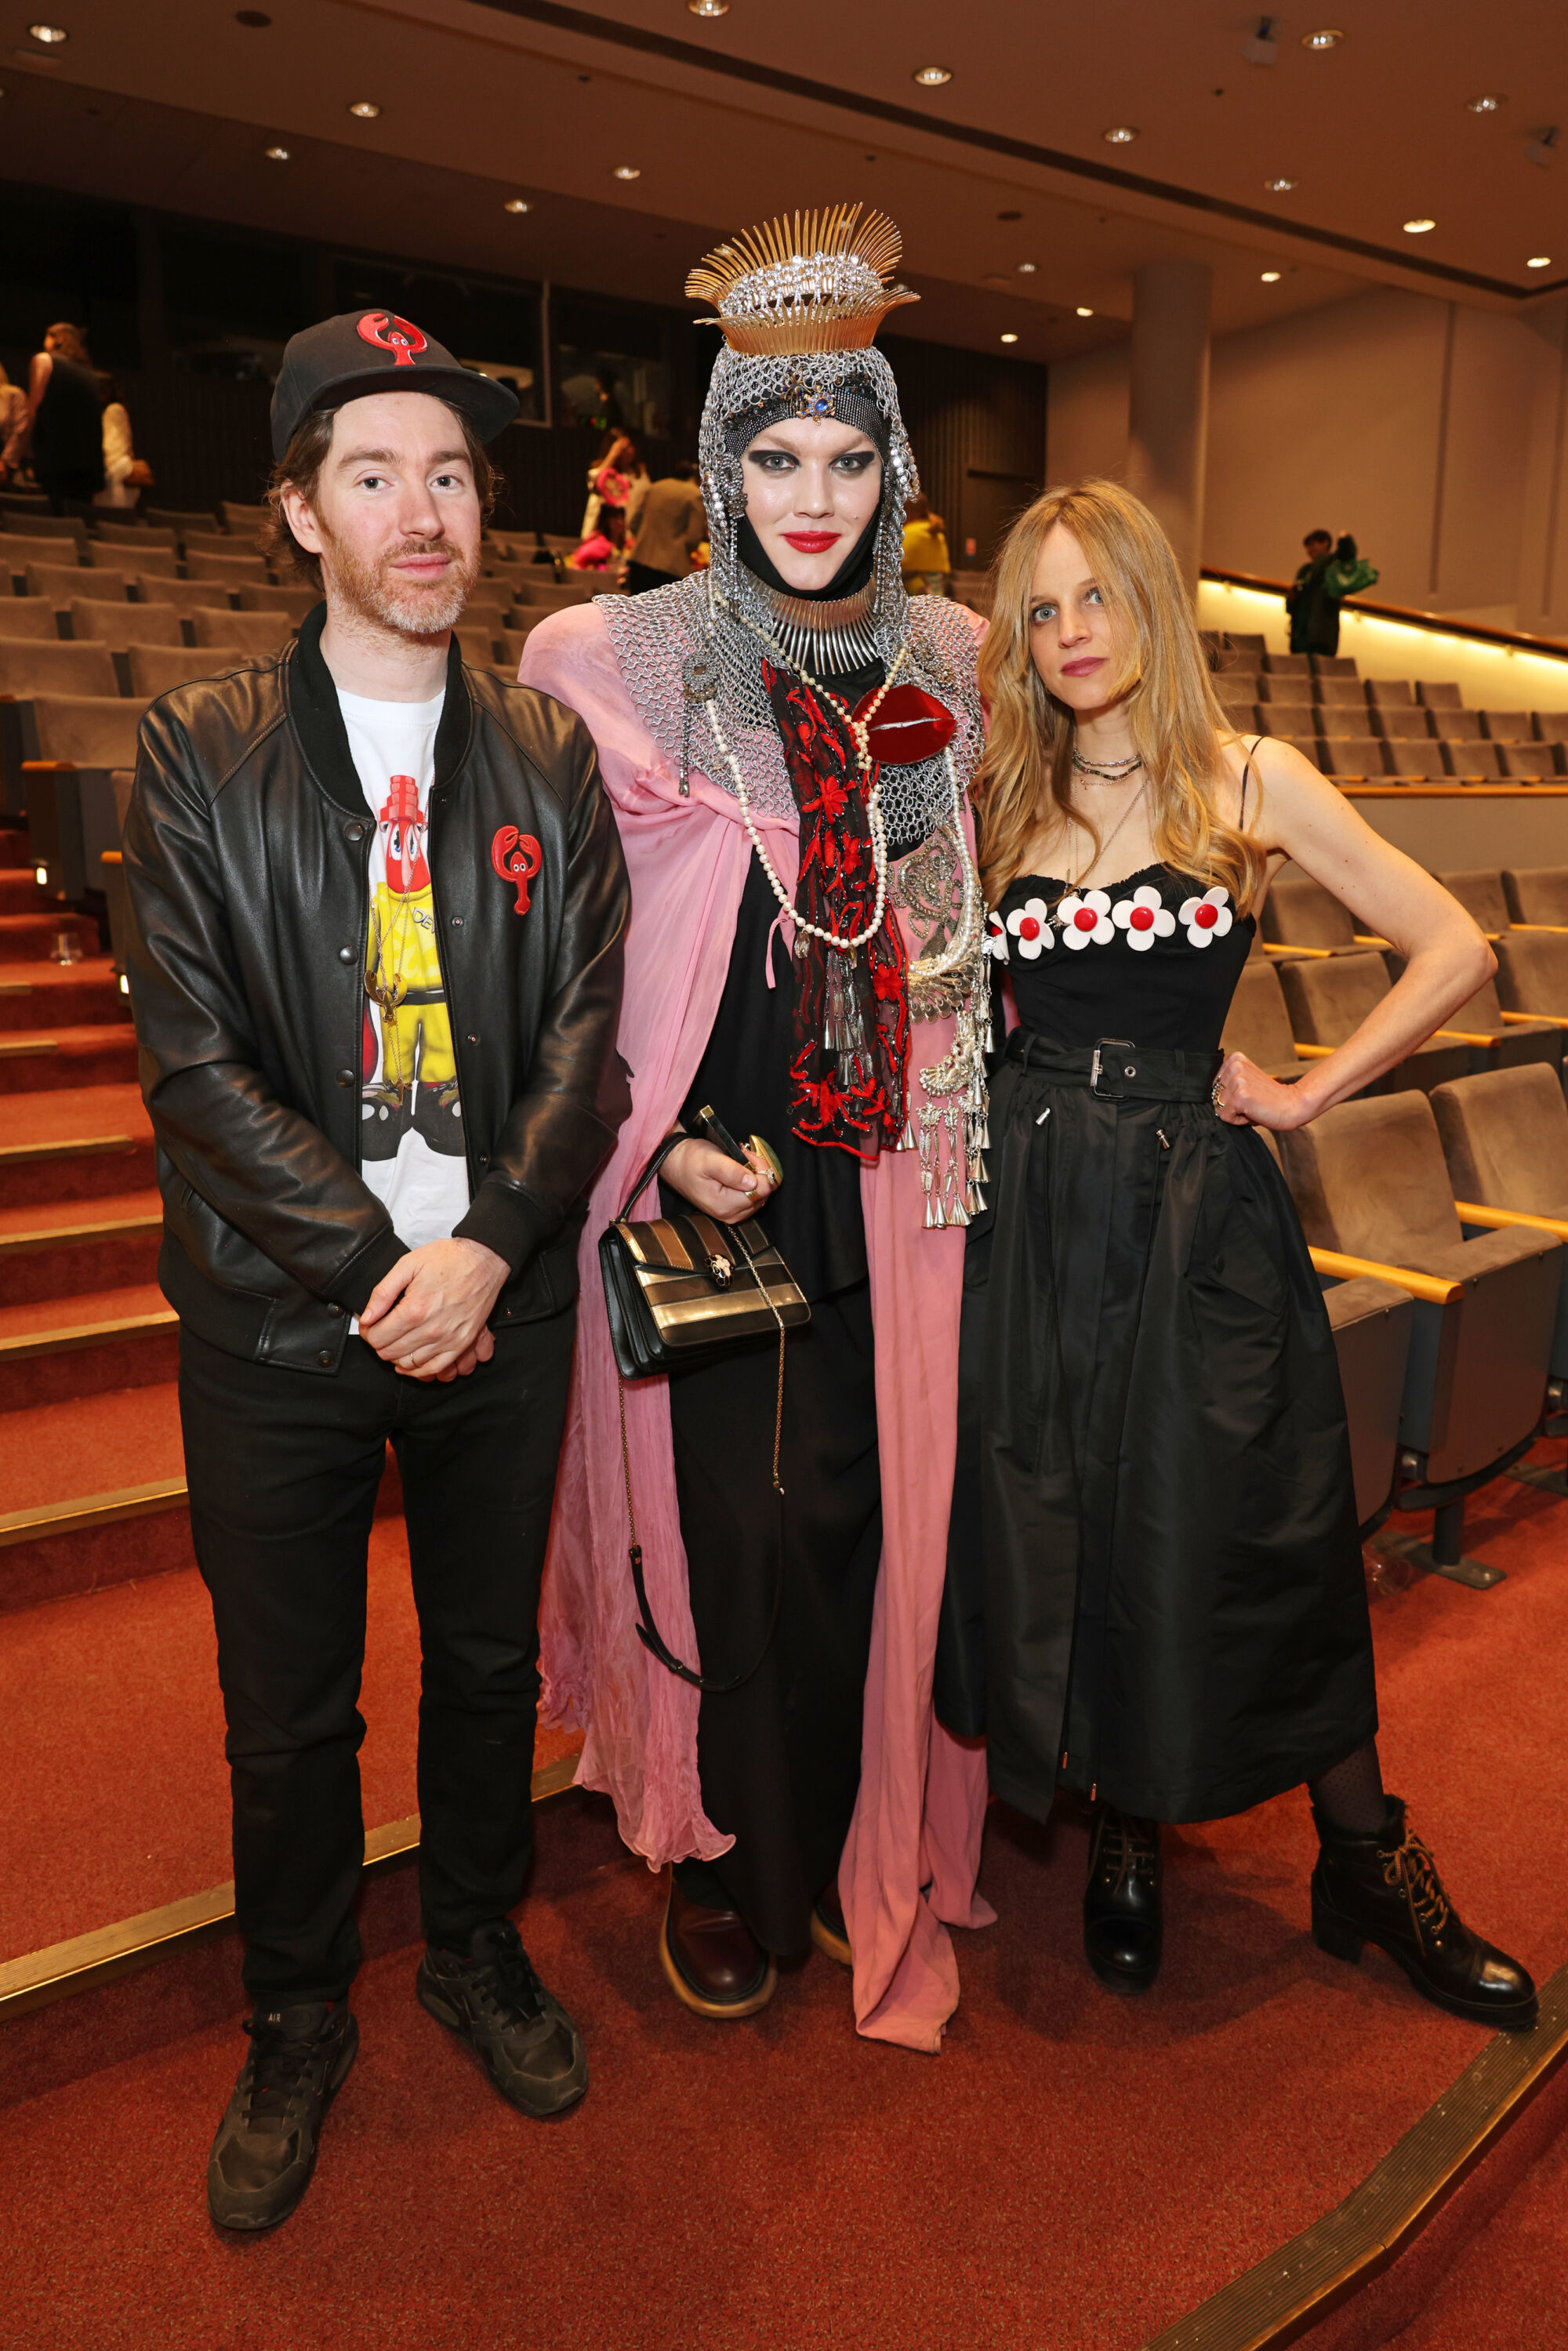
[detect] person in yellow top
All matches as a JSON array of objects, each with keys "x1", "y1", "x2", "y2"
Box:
[
  {"x1": 365, "y1": 771, "x2": 458, "y2": 1116},
  {"x1": 901, "y1": 492, "x2": 951, "y2": 595}
]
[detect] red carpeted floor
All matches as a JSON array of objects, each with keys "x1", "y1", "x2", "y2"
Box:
[
  {"x1": 0, "y1": 1453, "x2": 1564, "y2": 2349},
  {"x1": 1387, "y1": 2121, "x2": 1568, "y2": 2349}
]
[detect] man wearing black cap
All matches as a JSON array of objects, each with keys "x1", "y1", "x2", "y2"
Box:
[{"x1": 122, "y1": 312, "x2": 631, "y2": 2231}]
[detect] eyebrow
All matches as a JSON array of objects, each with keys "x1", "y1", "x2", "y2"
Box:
[{"x1": 336, "y1": 447, "x2": 472, "y2": 470}]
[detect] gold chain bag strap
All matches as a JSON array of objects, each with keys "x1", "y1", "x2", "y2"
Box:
[{"x1": 600, "y1": 1130, "x2": 811, "y2": 1692}]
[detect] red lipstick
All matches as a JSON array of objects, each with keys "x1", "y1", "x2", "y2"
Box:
[{"x1": 782, "y1": 531, "x2": 840, "y2": 553}]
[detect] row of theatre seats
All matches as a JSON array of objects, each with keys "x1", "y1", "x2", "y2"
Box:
[
  {"x1": 1229, "y1": 862, "x2": 1568, "y2": 1582},
  {"x1": 1206, "y1": 637, "x2": 1568, "y2": 783}
]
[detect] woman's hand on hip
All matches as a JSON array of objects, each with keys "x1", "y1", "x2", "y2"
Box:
[
  {"x1": 1212, "y1": 1050, "x2": 1318, "y2": 1133},
  {"x1": 661, "y1": 1136, "x2": 775, "y2": 1224}
]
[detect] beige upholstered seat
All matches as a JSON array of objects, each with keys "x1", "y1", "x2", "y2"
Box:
[
  {"x1": 28, "y1": 695, "x2": 152, "y2": 764},
  {"x1": 1502, "y1": 869, "x2": 1568, "y2": 926},
  {"x1": 1437, "y1": 869, "x2": 1511, "y2": 935},
  {"x1": 127, "y1": 644, "x2": 252, "y2": 697},
  {"x1": 238, "y1": 584, "x2": 320, "y2": 619},
  {"x1": 1277, "y1": 950, "x2": 1471, "y2": 1091},
  {"x1": 93, "y1": 521, "x2": 177, "y2": 550},
  {"x1": 1374, "y1": 706, "x2": 1433, "y2": 739},
  {"x1": 1502, "y1": 745, "x2": 1563, "y2": 782},
  {"x1": 1320, "y1": 736, "x2": 1385, "y2": 778},
  {"x1": 29, "y1": 561, "x2": 129, "y2": 608},
  {"x1": 1259, "y1": 870, "x2": 1360, "y2": 952},
  {"x1": 69, "y1": 597, "x2": 183, "y2": 653},
  {"x1": 1262, "y1": 651, "x2": 1310, "y2": 677},
  {"x1": 1317, "y1": 699, "x2": 1374, "y2": 735},
  {"x1": 1417, "y1": 681, "x2": 1463, "y2": 709},
  {"x1": 1384, "y1": 742, "x2": 1450, "y2": 780},
  {"x1": 0, "y1": 598, "x2": 62, "y2": 641},
  {"x1": 24, "y1": 695, "x2": 155, "y2": 900},
  {"x1": 193, "y1": 607, "x2": 291, "y2": 653},
  {"x1": 133, "y1": 575, "x2": 238, "y2": 615},
  {"x1": 1431, "y1": 709, "x2": 1484, "y2": 741},
  {"x1": 1494, "y1": 929, "x2": 1568, "y2": 1019},
  {"x1": 1313, "y1": 677, "x2": 1366, "y2": 709},
  {"x1": 1481, "y1": 711, "x2": 1532, "y2": 742},
  {"x1": 221, "y1": 501, "x2": 270, "y2": 534},
  {"x1": 0, "y1": 639, "x2": 118, "y2": 697},
  {"x1": 144, "y1": 506, "x2": 220, "y2": 535},
  {"x1": 93, "y1": 543, "x2": 179, "y2": 578},
  {"x1": 4, "y1": 534, "x2": 91, "y2": 579},
  {"x1": 1366, "y1": 678, "x2": 1416, "y2": 708},
  {"x1": 1219, "y1": 959, "x2": 1305, "y2": 1081},
  {"x1": 1310, "y1": 653, "x2": 1359, "y2": 678},
  {"x1": 185, "y1": 551, "x2": 270, "y2": 584},
  {"x1": 1430, "y1": 1065, "x2": 1568, "y2": 1393}
]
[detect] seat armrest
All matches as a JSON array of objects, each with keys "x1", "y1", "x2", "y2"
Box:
[
  {"x1": 1454, "y1": 1201, "x2": 1568, "y2": 1242},
  {"x1": 1352, "y1": 933, "x2": 1392, "y2": 949},
  {"x1": 1499, "y1": 1010, "x2": 1568, "y2": 1029},
  {"x1": 1308, "y1": 1248, "x2": 1462, "y2": 1305},
  {"x1": 1262, "y1": 941, "x2": 1333, "y2": 960},
  {"x1": 1432, "y1": 1029, "x2": 1501, "y2": 1046},
  {"x1": 1294, "y1": 1043, "x2": 1334, "y2": 1059},
  {"x1": 1509, "y1": 923, "x2": 1568, "y2": 935}
]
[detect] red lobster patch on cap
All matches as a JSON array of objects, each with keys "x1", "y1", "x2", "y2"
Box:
[
  {"x1": 491, "y1": 826, "x2": 542, "y2": 915},
  {"x1": 356, "y1": 312, "x2": 428, "y2": 367}
]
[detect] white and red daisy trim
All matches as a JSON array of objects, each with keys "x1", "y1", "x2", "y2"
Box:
[
  {"x1": 1004, "y1": 896, "x2": 1054, "y2": 960},
  {"x1": 1177, "y1": 886, "x2": 1233, "y2": 948},
  {"x1": 985, "y1": 909, "x2": 1011, "y2": 961},
  {"x1": 1057, "y1": 888, "x2": 1114, "y2": 949},
  {"x1": 1112, "y1": 884, "x2": 1177, "y2": 953}
]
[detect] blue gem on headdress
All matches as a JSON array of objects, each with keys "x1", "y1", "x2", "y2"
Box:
[{"x1": 807, "y1": 394, "x2": 834, "y2": 418}]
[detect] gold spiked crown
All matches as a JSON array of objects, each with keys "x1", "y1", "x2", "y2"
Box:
[{"x1": 685, "y1": 204, "x2": 919, "y2": 354}]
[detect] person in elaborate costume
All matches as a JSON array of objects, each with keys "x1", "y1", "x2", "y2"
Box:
[
  {"x1": 521, "y1": 206, "x2": 994, "y2": 2048},
  {"x1": 940, "y1": 477, "x2": 1535, "y2": 2028}
]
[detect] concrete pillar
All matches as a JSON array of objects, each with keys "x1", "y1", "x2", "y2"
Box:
[{"x1": 1126, "y1": 258, "x2": 1212, "y2": 593}]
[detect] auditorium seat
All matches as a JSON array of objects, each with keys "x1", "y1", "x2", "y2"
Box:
[
  {"x1": 93, "y1": 543, "x2": 179, "y2": 579},
  {"x1": 1501, "y1": 868, "x2": 1568, "y2": 925},
  {"x1": 1225, "y1": 630, "x2": 1266, "y2": 658},
  {"x1": 497, "y1": 617, "x2": 554, "y2": 666},
  {"x1": 185, "y1": 552, "x2": 270, "y2": 585},
  {"x1": 92, "y1": 520, "x2": 177, "y2": 550},
  {"x1": 29, "y1": 561, "x2": 128, "y2": 611},
  {"x1": 182, "y1": 530, "x2": 246, "y2": 559},
  {"x1": 1366, "y1": 677, "x2": 1416, "y2": 709},
  {"x1": 1501, "y1": 745, "x2": 1564, "y2": 781},
  {"x1": 1373, "y1": 706, "x2": 1434, "y2": 738},
  {"x1": 1261, "y1": 651, "x2": 1310, "y2": 675},
  {"x1": 1437, "y1": 869, "x2": 1511, "y2": 935},
  {"x1": 1309, "y1": 654, "x2": 1359, "y2": 678},
  {"x1": 238, "y1": 584, "x2": 319, "y2": 619},
  {"x1": 1320, "y1": 736, "x2": 1385, "y2": 778},
  {"x1": 1259, "y1": 870, "x2": 1367, "y2": 954},
  {"x1": 0, "y1": 639, "x2": 119, "y2": 697},
  {"x1": 0, "y1": 508, "x2": 85, "y2": 542},
  {"x1": 5, "y1": 533, "x2": 90, "y2": 584},
  {"x1": 23, "y1": 693, "x2": 154, "y2": 899},
  {"x1": 1481, "y1": 710, "x2": 1532, "y2": 741},
  {"x1": 1276, "y1": 734, "x2": 1326, "y2": 767},
  {"x1": 1537, "y1": 713, "x2": 1568, "y2": 743},
  {"x1": 1319, "y1": 704, "x2": 1375, "y2": 737},
  {"x1": 512, "y1": 577, "x2": 601, "y2": 608},
  {"x1": 1431, "y1": 708, "x2": 1484, "y2": 740},
  {"x1": 1435, "y1": 977, "x2": 1564, "y2": 1076},
  {"x1": 1384, "y1": 743, "x2": 1450, "y2": 780},
  {"x1": 1277, "y1": 951, "x2": 1472, "y2": 1091},
  {"x1": 221, "y1": 501, "x2": 270, "y2": 534},
  {"x1": 0, "y1": 598, "x2": 63, "y2": 641},
  {"x1": 133, "y1": 575, "x2": 237, "y2": 617},
  {"x1": 1219, "y1": 701, "x2": 1264, "y2": 735},
  {"x1": 1258, "y1": 675, "x2": 1314, "y2": 704},
  {"x1": 1313, "y1": 677, "x2": 1367, "y2": 709},
  {"x1": 1432, "y1": 1065, "x2": 1568, "y2": 1421},
  {"x1": 1493, "y1": 931, "x2": 1568, "y2": 1024},
  {"x1": 1219, "y1": 958, "x2": 1310, "y2": 1080},
  {"x1": 69, "y1": 597, "x2": 183, "y2": 654},
  {"x1": 126, "y1": 644, "x2": 252, "y2": 697},
  {"x1": 194, "y1": 607, "x2": 291, "y2": 654},
  {"x1": 143, "y1": 506, "x2": 220, "y2": 535},
  {"x1": 1280, "y1": 1091, "x2": 1560, "y2": 1580},
  {"x1": 1417, "y1": 680, "x2": 1464, "y2": 710}
]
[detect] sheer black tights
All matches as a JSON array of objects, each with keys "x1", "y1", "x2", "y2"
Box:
[{"x1": 1308, "y1": 1740, "x2": 1388, "y2": 1836}]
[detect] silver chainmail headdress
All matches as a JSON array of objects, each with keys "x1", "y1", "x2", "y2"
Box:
[{"x1": 597, "y1": 204, "x2": 992, "y2": 1225}]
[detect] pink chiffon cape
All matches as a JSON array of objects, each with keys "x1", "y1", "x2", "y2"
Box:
[{"x1": 519, "y1": 601, "x2": 993, "y2": 2052}]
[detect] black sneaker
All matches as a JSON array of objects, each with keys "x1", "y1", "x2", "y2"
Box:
[
  {"x1": 416, "y1": 1918, "x2": 587, "y2": 2117},
  {"x1": 207, "y1": 2000, "x2": 358, "y2": 2233}
]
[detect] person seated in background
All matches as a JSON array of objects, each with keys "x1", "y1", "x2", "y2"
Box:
[
  {"x1": 1287, "y1": 527, "x2": 1378, "y2": 657},
  {"x1": 0, "y1": 364, "x2": 29, "y2": 483},
  {"x1": 568, "y1": 505, "x2": 626, "y2": 571},
  {"x1": 901, "y1": 492, "x2": 951, "y2": 596},
  {"x1": 624, "y1": 462, "x2": 706, "y2": 594},
  {"x1": 580, "y1": 428, "x2": 636, "y2": 538},
  {"x1": 93, "y1": 372, "x2": 154, "y2": 509}
]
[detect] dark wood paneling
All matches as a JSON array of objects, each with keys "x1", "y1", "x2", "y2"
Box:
[{"x1": 884, "y1": 334, "x2": 1048, "y2": 567}]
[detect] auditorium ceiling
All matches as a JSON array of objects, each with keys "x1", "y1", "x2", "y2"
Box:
[{"x1": 2, "y1": 0, "x2": 1563, "y2": 357}]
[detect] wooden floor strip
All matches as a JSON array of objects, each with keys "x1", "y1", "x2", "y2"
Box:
[
  {"x1": 0, "y1": 1308, "x2": 178, "y2": 1359},
  {"x1": 0, "y1": 1210, "x2": 162, "y2": 1257},
  {"x1": 0, "y1": 1036, "x2": 58, "y2": 1057},
  {"x1": 0, "y1": 1134, "x2": 135, "y2": 1165},
  {"x1": 0, "y1": 1476, "x2": 188, "y2": 1547},
  {"x1": 1142, "y1": 1962, "x2": 1568, "y2": 2351}
]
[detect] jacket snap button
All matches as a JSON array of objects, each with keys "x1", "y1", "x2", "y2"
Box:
[
  {"x1": 327, "y1": 1301, "x2": 344, "y2": 1318},
  {"x1": 336, "y1": 1068, "x2": 353, "y2": 1086},
  {"x1": 338, "y1": 946, "x2": 354, "y2": 964},
  {"x1": 466, "y1": 1032, "x2": 478, "y2": 1045},
  {"x1": 478, "y1": 1153, "x2": 489, "y2": 1166},
  {"x1": 344, "y1": 822, "x2": 365, "y2": 843},
  {"x1": 451, "y1": 915, "x2": 463, "y2": 927},
  {"x1": 315, "y1": 1348, "x2": 334, "y2": 1368}
]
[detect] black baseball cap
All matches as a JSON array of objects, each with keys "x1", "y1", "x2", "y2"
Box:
[{"x1": 270, "y1": 310, "x2": 519, "y2": 459}]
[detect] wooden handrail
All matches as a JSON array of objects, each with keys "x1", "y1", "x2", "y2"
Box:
[
  {"x1": 1308, "y1": 1248, "x2": 1463, "y2": 1306},
  {"x1": 1455, "y1": 1202, "x2": 1568, "y2": 1242}
]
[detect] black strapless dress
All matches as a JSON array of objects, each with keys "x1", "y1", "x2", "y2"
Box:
[{"x1": 938, "y1": 862, "x2": 1377, "y2": 1824}]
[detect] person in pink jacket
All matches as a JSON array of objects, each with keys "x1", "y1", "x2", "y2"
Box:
[{"x1": 520, "y1": 204, "x2": 995, "y2": 2051}]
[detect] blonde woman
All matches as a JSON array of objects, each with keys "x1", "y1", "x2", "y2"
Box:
[{"x1": 940, "y1": 477, "x2": 1534, "y2": 2026}]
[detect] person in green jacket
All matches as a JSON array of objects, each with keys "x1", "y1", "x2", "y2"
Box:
[{"x1": 1287, "y1": 528, "x2": 1378, "y2": 656}]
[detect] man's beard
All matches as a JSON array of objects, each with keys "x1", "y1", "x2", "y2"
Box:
[{"x1": 318, "y1": 525, "x2": 480, "y2": 638}]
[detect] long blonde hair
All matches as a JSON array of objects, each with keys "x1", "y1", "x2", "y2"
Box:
[{"x1": 975, "y1": 477, "x2": 1265, "y2": 913}]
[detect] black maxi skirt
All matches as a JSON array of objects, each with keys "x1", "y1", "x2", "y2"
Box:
[
  {"x1": 667, "y1": 1281, "x2": 882, "y2": 1954},
  {"x1": 938, "y1": 1034, "x2": 1378, "y2": 1826}
]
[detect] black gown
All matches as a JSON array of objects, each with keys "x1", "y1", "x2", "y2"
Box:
[{"x1": 938, "y1": 860, "x2": 1379, "y2": 1825}]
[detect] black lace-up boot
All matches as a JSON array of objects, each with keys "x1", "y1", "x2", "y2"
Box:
[
  {"x1": 207, "y1": 1999, "x2": 358, "y2": 2233},
  {"x1": 1083, "y1": 1806, "x2": 1163, "y2": 1992},
  {"x1": 1311, "y1": 1795, "x2": 1537, "y2": 2030},
  {"x1": 416, "y1": 1917, "x2": 588, "y2": 2116}
]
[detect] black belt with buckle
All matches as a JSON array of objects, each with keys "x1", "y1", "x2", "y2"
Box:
[{"x1": 1004, "y1": 1027, "x2": 1221, "y2": 1103}]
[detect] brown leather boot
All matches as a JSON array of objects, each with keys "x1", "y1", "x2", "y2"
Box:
[{"x1": 659, "y1": 1876, "x2": 777, "y2": 2019}]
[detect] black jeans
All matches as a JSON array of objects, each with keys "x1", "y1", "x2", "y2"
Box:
[{"x1": 179, "y1": 1310, "x2": 575, "y2": 2005}]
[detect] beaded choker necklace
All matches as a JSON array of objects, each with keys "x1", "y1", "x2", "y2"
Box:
[{"x1": 1072, "y1": 749, "x2": 1144, "y2": 782}]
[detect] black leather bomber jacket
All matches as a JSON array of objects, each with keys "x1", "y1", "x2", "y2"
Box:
[{"x1": 122, "y1": 604, "x2": 631, "y2": 1374}]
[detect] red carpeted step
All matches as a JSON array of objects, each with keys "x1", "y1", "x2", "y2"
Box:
[
  {"x1": 0, "y1": 824, "x2": 26, "y2": 870},
  {"x1": 0, "y1": 868, "x2": 48, "y2": 914},
  {"x1": 0, "y1": 1023, "x2": 140, "y2": 1093},
  {"x1": 0, "y1": 1187, "x2": 162, "y2": 1308},
  {"x1": 0, "y1": 909, "x2": 100, "y2": 963},
  {"x1": 0, "y1": 1383, "x2": 191, "y2": 1612},
  {"x1": 0, "y1": 1280, "x2": 176, "y2": 1410},
  {"x1": 0, "y1": 957, "x2": 129, "y2": 1032},
  {"x1": 0, "y1": 1083, "x2": 154, "y2": 1210}
]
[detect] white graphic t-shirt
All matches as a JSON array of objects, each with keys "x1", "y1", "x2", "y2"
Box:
[{"x1": 337, "y1": 684, "x2": 470, "y2": 1264}]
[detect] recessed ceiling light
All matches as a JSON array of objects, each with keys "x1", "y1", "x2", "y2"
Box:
[
  {"x1": 1301, "y1": 28, "x2": 1342, "y2": 49},
  {"x1": 1102, "y1": 125, "x2": 1138, "y2": 145},
  {"x1": 503, "y1": 198, "x2": 531, "y2": 214},
  {"x1": 687, "y1": 0, "x2": 729, "y2": 14},
  {"x1": 612, "y1": 165, "x2": 641, "y2": 180},
  {"x1": 1264, "y1": 176, "x2": 1298, "y2": 193},
  {"x1": 1261, "y1": 270, "x2": 1282, "y2": 282},
  {"x1": 1467, "y1": 94, "x2": 1504, "y2": 114},
  {"x1": 1000, "y1": 332, "x2": 1019, "y2": 344},
  {"x1": 1017, "y1": 261, "x2": 1037, "y2": 274},
  {"x1": 1527, "y1": 256, "x2": 1552, "y2": 269},
  {"x1": 347, "y1": 100, "x2": 381, "y2": 118},
  {"x1": 1076, "y1": 306, "x2": 1094, "y2": 317},
  {"x1": 1403, "y1": 217, "x2": 1436, "y2": 234},
  {"x1": 263, "y1": 143, "x2": 290, "y2": 161},
  {"x1": 27, "y1": 23, "x2": 67, "y2": 42},
  {"x1": 913, "y1": 66, "x2": 953, "y2": 86}
]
